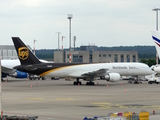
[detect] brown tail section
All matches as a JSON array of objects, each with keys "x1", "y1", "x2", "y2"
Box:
[{"x1": 12, "y1": 37, "x2": 41, "y2": 65}]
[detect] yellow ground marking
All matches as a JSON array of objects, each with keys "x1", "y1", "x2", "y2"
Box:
[
  {"x1": 92, "y1": 102, "x2": 111, "y2": 105},
  {"x1": 91, "y1": 102, "x2": 160, "y2": 109},
  {"x1": 26, "y1": 98, "x2": 44, "y2": 100},
  {"x1": 56, "y1": 98, "x2": 74, "y2": 101}
]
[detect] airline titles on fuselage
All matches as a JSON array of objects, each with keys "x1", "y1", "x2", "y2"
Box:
[{"x1": 112, "y1": 66, "x2": 138, "y2": 69}]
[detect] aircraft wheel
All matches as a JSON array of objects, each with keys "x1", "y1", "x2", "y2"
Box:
[
  {"x1": 73, "y1": 82, "x2": 78, "y2": 85},
  {"x1": 92, "y1": 82, "x2": 95, "y2": 85},
  {"x1": 78, "y1": 82, "x2": 82, "y2": 85}
]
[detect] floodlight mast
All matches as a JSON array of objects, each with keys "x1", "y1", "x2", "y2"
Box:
[
  {"x1": 0, "y1": 60, "x2": 1, "y2": 118},
  {"x1": 152, "y1": 8, "x2": 160, "y2": 65},
  {"x1": 33, "y1": 39, "x2": 37, "y2": 55},
  {"x1": 152, "y1": 8, "x2": 160, "y2": 31},
  {"x1": 56, "y1": 32, "x2": 61, "y2": 51},
  {"x1": 67, "y1": 14, "x2": 73, "y2": 63},
  {"x1": 62, "y1": 36, "x2": 66, "y2": 51}
]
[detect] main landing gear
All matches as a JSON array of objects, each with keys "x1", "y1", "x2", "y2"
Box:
[
  {"x1": 86, "y1": 81, "x2": 95, "y2": 85},
  {"x1": 73, "y1": 78, "x2": 95, "y2": 85},
  {"x1": 73, "y1": 78, "x2": 82, "y2": 85}
]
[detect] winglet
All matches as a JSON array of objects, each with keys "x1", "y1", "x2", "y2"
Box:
[{"x1": 12, "y1": 37, "x2": 41, "y2": 65}]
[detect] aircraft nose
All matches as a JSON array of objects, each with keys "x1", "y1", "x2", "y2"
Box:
[{"x1": 149, "y1": 68, "x2": 155, "y2": 74}]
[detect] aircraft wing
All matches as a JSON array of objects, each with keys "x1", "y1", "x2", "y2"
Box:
[
  {"x1": 69, "y1": 68, "x2": 107, "y2": 77},
  {"x1": 2, "y1": 66, "x2": 16, "y2": 74}
]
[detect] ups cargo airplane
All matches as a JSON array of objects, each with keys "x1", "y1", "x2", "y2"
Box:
[{"x1": 11, "y1": 37, "x2": 154, "y2": 85}]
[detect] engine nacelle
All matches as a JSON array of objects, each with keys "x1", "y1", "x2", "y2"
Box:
[
  {"x1": 104, "y1": 73, "x2": 121, "y2": 82},
  {"x1": 10, "y1": 70, "x2": 28, "y2": 78}
]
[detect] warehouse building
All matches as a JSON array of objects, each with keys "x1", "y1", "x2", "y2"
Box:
[{"x1": 54, "y1": 45, "x2": 138, "y2": 63}]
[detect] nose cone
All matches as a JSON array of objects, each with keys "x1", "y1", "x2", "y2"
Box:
[
  {"x1": 141, "y1": 67, "x2": 154, "y2": 75},
  {"x1": 149, "y1": 68, "x2": 155, "y2": 74}
]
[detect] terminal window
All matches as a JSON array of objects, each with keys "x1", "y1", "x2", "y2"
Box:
[
  {"x1": 67, "y1": 54, "x2": 69, "y2": 58},
  {"x1": 127, "y1": 54, "x2": 130, "y2": 62},
  {"x1": 133, "y1": 54, "x2": 136, "y2": 62},
  {"x1": 121, "y1": 54, "x2": 124, "y2": 62},
  {"x1": 103, "y1": 54, "x2": 106, "y2": 57},
  {"x1": 114, "y1": 54, "x2": 118, "y2": 62},
  {"x1": 108, "y1": 54, "x2": 111, "y2": 57}
]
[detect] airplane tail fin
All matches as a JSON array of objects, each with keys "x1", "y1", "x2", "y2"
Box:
[
  {"x1": 151, "y1": 31, "x2": 160, "y2": 59},
  {"x1": 12, "y1": 37, "x2": 41, "y2": 65}
]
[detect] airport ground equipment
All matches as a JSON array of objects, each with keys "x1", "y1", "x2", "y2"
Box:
[
  {"x1": 83, "y1": 116, "x2": 127, "y2": 120},
  {"x1": 148, "y1": 75, "x2": 160, "y2": 84},
  {"x1": 84, "y1": 110, "x2": 149, "y2": 120},
  {"x1": 139, "y1": 110, "x2": 149, "y2": 120},
  {"x1": 128, "y1": 79, "x2": 142, "y2": 84},
  {"x1": 29, "y1": 74, "x2": 45, "y2": 80},
  {"x1": 0, "y1": 115, "x2": 38, "y2": 120},
  {"x1": 51, "y1": 77, "x2": 59, "y2": 80}
]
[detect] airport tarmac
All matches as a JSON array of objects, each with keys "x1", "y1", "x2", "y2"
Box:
[{"x1": 1, "y1": 78, "x2": 160, "y2": 120}]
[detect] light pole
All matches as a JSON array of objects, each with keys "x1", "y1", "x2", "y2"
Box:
[
  {"x1": 67, "y1": 14, "x2": 73, "y2": 63},
  {"x1": 62, "y1": 36, "x2": 66, "y2": 51},
  {"x1": 0, "y1": 60, "x2": 2, "y2": 118},
  {"x1": 152, "y1": 8, "x2": 160, "y2": 31},
  {"x1": 33, "y1": 39, "x2": 37, "y2": 55},
  {"x1": 56, "y1": 32, "x2": 61, "y2": 51},
  {"x1": 152, "y1": 8, "x2": 160, "y2": 65}
]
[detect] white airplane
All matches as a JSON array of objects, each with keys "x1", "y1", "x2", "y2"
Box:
[
  {"x1": 11, "y1": 37, "x2": 154, "y2": 85},
  {"x1": 150, "y1": 31, "x2": 160, "y2": 73},
  {"x1": 1, "y1": 59, "x2": 48, "y2": 81}
]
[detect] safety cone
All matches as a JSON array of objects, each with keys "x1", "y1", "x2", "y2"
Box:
[
  {"x1": 107, "y1": 84, "x2": 108, "y2": 88},
  {"x1": 153, "y1": 110, "x2": 155, "y2": 114},
  {"x1": 125, "y1": 89, "x2": 126, "y2": 92},
  {"x1": 78, "y1": 83, "x2": 80, "y2": 86},
  {"x1": 30, "y1": 85, "x2": 32, "y2": 88},
  {"x1": 1, "y1": 110, "x2": 3, "y2": 118}
]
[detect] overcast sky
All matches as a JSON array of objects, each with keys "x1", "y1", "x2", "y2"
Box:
[{"x1": 0, "y1": 0, "x2": 159, "y2": 49}]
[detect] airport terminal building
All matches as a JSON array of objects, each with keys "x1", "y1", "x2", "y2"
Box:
[
  {"x1": 0, "y1": 45, "x2": 32, "y2": 60},
  {"x1": 54, "y1": 45, "x2": 138, "y2": 63},
  {"x1": 0, "y1": 45, "x2": 17, "y2": 59}
]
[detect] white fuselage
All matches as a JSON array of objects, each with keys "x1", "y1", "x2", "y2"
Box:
[
  {"x1": 1, "y1": 60, "x2": 154, "y2": 78},
  {"x1": 43, "y1": 62, "x2": 154, "y2": 77}
]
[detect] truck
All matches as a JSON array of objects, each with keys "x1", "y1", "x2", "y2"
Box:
[{"x1": 148, "y1": 73, "x2": 160, "y2": 84}]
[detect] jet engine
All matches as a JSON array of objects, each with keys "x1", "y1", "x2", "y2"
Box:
[
  {"x1": 104, "y1": 73, "x2": 121, "y2": 82},
  {"x1": 10, "y1": 70, "x2": 28, "y2": 78}
]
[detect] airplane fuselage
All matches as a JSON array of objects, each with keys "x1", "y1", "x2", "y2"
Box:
[{"x1": 14, "y1": 62, "x2": 154, "y2": 78}]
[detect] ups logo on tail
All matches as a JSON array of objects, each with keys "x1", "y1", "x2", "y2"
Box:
[{"x1": 18, "y1": 47, "x2": 29, "y2": 60}]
